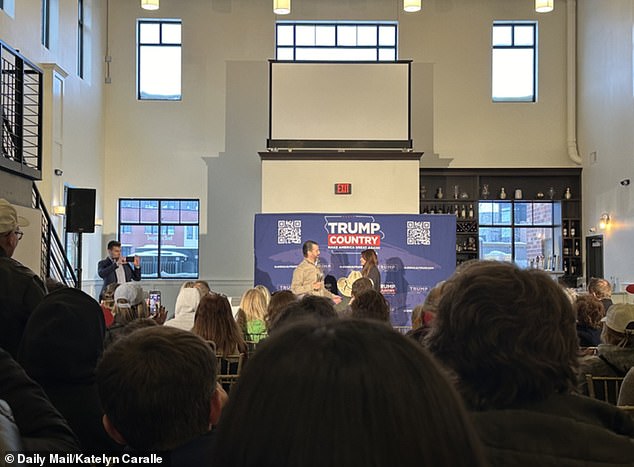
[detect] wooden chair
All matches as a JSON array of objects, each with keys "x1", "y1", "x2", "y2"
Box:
[
  {"x1": 584, "y1": 374, "x2": 625, "y2": 405},
  {"x1": 393, "y1": 326, "x2": 412, "y2": 335},
  {"x1": 618, "y1": 405, "x2": 634, "y2": 420},
  {"x1": 216, "y1": 353, "x2": 245, "y2": 394}
]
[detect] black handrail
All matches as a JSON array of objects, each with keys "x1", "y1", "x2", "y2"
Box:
[{"x1": 32, "y1": 183, "x2": 78, "y2": 288}]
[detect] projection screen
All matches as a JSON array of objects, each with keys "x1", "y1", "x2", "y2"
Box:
[{"x1": 268, "y1": 61, "x2": 411, "y2": 149}]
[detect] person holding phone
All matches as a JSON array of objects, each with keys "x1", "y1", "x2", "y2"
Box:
[{"x1": 98, "y1": 240, "x2": 141, "y2": 300}]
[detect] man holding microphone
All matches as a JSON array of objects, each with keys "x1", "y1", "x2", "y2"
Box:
[{"x1": 98, "y1": 240, "x2": 141, "y2": 300}]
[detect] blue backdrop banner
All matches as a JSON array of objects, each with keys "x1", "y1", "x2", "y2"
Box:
[{"x1": 254, "y1": 213, "x2": 456, "y2": 325}]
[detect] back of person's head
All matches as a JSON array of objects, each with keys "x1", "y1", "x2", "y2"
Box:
[
  {"x1": 179, "y1": 280, "x2": 196, "y2": 293},
  {"x1": 239, "y1": 288, "x2": 267, "y2": 322},
  {"x1": 112, "y1": 283, "x2": 148, "y2": 325},
  {"x1": 96, "y1": 326, "x2": 219, "y2": 451},
  {"x1": 601, "y1": 303, "x2": 634, "y2": 347},
  {"x1": 214, "y1": 319, "x2": 486, "y2": 467},
  {"x1": 102, "y1": 282, "x2": 120, "y2": 309},
  {"x1": 588, "y1": 277, "x2": 612, "y2": 299},
  {"x1": 575, "y1": 294, "x2": 604, "y2": 329},
  {"x1": 426, "y1": 261, "x2": 578, "y2": 410},
  {"x1": 268, "y1": 295, "x2": 337, "y2": 334},
  {"x1": 266, "y1": 290, "x2": 298, "y2": 330},
  {"x1": 412, "y1": 282, "x2": 445, "y2": 328},
  {"x1": 194, "y1": 280, "x2": 211, "y2": 296},
  {"x1": 255, "y1": 285, "x2": 271, "y2": 307},
  {"x1": 350, "y1": 277, "x2": 373, "y2": 299},
  {"x1": 350, "y1": 290, "x2": 390, "y2": 323},
  {"x1": 103, "y1": 318, "x2": 158, "y2": 349},
  {"x1": 193, "y1": 293, "x2": 246, "y2": 356},
  {"x1": 173, "y1": 287, "x2": 201, "y2": 318}
]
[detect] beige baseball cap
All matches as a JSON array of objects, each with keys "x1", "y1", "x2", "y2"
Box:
[
  {"x1": 0, "y1": 199, "x2": 29, "y2": 235},
  {"x1": 604, "y1": 303, "x2": 634, "y2": 334}
]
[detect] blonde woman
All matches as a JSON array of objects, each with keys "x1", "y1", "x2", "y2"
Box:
[
  {"x1": 237, "y1": 288, "x2": 268, "y2": 342},
  {"x1": 255, "y1": 284, "x2": 271, "y2": 308}
]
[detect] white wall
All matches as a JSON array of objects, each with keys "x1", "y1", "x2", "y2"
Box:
[{"x1": 577, "y1": 0, "x2": 634, "y2": 287}]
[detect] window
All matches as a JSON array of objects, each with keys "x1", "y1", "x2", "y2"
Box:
[
  {"x1": 77, "y1": 0, "x2": 84, "y2": 78},
  {"x1": 41, "y1": 0, "x2": 50, "y2": 48},
  {"x1": 492, "y1": 22, "x2": 536, "y2": 102},
  {"x1": 137, "y1": 19, "x2": 182, "y2": 100},
  {"x1": 276, "y1": 21, "x2": 397, "y2": 61},
  {"x1": 479, "y1": 201, "x2": 561, "y2": 268},
  {"x1": 118, "y1": 198, "x2": 199, "y2": 279}
]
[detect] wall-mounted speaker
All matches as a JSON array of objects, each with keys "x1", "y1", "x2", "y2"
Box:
[{"x1": 66, "y1": 188, "x2": 96, "y2": 233}]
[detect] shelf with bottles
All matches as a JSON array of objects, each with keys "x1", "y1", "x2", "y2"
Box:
[
  {"x1": 562, "y1": 257, "x2": 581, "y2": 277},
  {"x1": 419, "y1": 176, "x2": 478, "y2": 203},
  {"x1": 562, "y1": 239, "x2": 582, "y2": 258},
  {"x1": 456, "y1": 236, "x2": 478, "y2": 254},
  {"x1": 420, "y1": 202, "x2": 477, "y2": 220},
  {"x1": 561, "y1": 220, "x2": 580, "y2": 239}
]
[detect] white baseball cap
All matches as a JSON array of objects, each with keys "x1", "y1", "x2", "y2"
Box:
[{"x1": 0, "y1": 199, "x2": 29, "y2": 235}]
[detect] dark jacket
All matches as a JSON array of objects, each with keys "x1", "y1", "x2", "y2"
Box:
[
  {"x1": 364, "y1": 265, "x2": 381, "y2": 293},
  {"x1": 17, "y1": 287, "x2": 121, "y2": 453},
  {"x1": 97, "y1": 257, "x2": 141, "y2": 299},
  {"x1": 0, "y1": 347, "x2": 80, "y2": 453},
  {"x1": 472, "y1": 393, "x2": 634, "y2": 467},
  {"x1": 0, "y1": 247, "x2": 46, "y2": 358},
  {"x1": 577, "y1": 324, "x2": 601, "y2": 348}
]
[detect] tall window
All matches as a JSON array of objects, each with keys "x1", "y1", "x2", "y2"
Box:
[
  {"x1": 276, "y1": 21, "x2": 397, "y2": 61},
  {"x1": 137, "y1": 19, "x2": 182, "y2": 100},
  {"x1": 118, "y1": 199, "x2": 199, "y2": 279},
  {"x1": 479, "y1": 201, "x2": 561, "y2": 268},
  {"x1": 77, "y1": 0, "x2": 84, "y2": 78},
  {"x1": 492, "y1": 22, "x2": 536, "y2": 102},
  {"x1": 41, "y1": 0, "x2": 50, "y2": 48}
]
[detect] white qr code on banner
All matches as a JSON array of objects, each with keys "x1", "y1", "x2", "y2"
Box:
[
  {"x1": 406, "y1": 221, "x2": 431, "y2": 245},
  {"x1": 277, "y1": 220, "x2": 302, "y2": 244}
]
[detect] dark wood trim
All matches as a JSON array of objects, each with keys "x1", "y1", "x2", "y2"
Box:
[{"x1": 259, "y1": 151, "x2": 423, "y2": 161}]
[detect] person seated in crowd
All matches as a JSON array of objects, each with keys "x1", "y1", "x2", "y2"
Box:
[
  {"x1": 164, "y1": 287, "x2": 201, "y2": 331},
  {"x1": 426, "y1": 261, "x2": 634, "y2": 466},
  {"x1": 407, "y1": 281, "x2": 445, "y2": 344},
  {"x1": 194, "y1": 280, "x2": 211, "y2": 296},
  {"x1": 265, "y1": 290, "x2": 297, "y2": 331},
  {"x1": 579, "y1": 303, "x2": 634, "y2": 394},
  {"x1": 192, "y1": 293, "x2": 248, "y2": 357},
  {"x1": 236, "y1": 288, "x2": 268, "y2": 342},
  {"x1": 0, "y1": 347, "x2": 80, "y2": 453},
  {"x1": 213, "y1": 319, "x2": 486, "y2": 467},
  {"x1": 99, "y1": 282, "x2": 119, "y2": 328},
  {"x1": 349, "y1": 289, "x2": 390, "y2": 323},
  {"x1": 107, "y1": 283, "x2": 165, "y2": 343},
  {"x1": 588, "y1": 277, "x2": 614, "y2": 314},
  {"x1": 618, "y1": 366, "x2": 634, "y2": 406},
  {"x1": 255, "y1": 284, "x2": 271, "y2": 308},
  {"x1": 103, "y1": 318, "x2": 158, "y2": 349},
  {"x1": 96, "y1": 327, "x2": 227, "y2": 465},
  {"x1": 17, "y1": 287, "x2": 120, "y2": 452},
  {"x1": 575, "y1": 294, "x2": 604, "y2": 348},
  {"x1": 268, "y1": 295, "x2": 338, "y2": 335}
]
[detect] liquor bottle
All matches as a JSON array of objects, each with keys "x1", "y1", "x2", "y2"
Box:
[
  {"x1": 468, "y1": 204, "x2": 474, "y2": 219},
  {"x1": 460, "y1": 205, "x2": 466, "y2": 219}
]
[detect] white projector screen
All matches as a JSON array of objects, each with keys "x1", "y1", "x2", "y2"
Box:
[{"x1": 268, "y1": 61, "x2": 411, "y2": 149}]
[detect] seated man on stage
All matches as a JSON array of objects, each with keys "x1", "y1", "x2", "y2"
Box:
[
  {"x1": 98, "y1": 240, "x2": 141, "y2": 300},
  {"x1": 291, "y1": 240, "x2": 341, "y2": 304}
]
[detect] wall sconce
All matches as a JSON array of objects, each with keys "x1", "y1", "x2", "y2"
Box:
[
  {"x1": 404, "y1": 0, "x2": 422, "y2": 12},
  {"x1": 535, "y1": 0, "x2": 554, "y2": 13},
  {"x1": 141, "y1": 0, "x2": 159, "y2": 11},
  {"x1": 273, "y1": 0, "x2": 290, "y2": 15},
  {"x1": 95, "y1": 218, "x2": 104, "y2": 227},
  {"x1": 598, "y1": 213, "x2": 610, "y2": 230},
  {"x1": 53, "y1": 205, "x2": 66, "y2": 216}
]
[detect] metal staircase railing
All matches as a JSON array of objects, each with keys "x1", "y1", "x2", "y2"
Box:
[{"x1": 32, "y1": 183, "x2": 78, "y2": 288}]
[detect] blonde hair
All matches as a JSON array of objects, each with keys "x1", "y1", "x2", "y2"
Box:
[
  {"x1": 255, "y1": 285, "x2": 271, "y2": 307},
  {"x1": 239, "y1": 288, "x2": 267, "y2": 322}
]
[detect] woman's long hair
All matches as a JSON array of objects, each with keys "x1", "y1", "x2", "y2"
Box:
[
  {"x1": 239, "y1": 288, "x2": 267, "y2": 322},
  {"x1": 193, "y1": 294, "x2": 247, "y2": 356},
  {"x1": 360, "y1": 249, "x2": 378, "y2": 277}
]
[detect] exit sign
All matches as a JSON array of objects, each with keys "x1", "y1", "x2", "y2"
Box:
[{"x1": 334, "y1": 183, "x2": 352, "y2": 195}]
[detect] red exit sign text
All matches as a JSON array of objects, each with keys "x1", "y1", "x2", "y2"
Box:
[{"x1": 334, "y1": 183, "x2": 352, "y2": 195}]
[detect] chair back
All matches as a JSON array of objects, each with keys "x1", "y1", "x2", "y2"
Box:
[
  {"x1": 216, "y1": 353, "x2": 245, "y2": 393},
  {"x1": 619, "y1": 405, "x2": 634, "y2": 420},
  {"x1": 584, "y1": 374, "x2": 625, "y2": 405}
]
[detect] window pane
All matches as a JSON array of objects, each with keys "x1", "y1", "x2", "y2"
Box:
[
  {"x1": 295, "y1": 47, "x2": 377, "y2": 61},
  {"x1": 140, "y1": 22, "x2": 160, "y2": 44},
  {"x1": 140, "y1": 200, "x2": 159, "y2": 223},
  {"x1": 378, "y1": 25, "x2": 396, "y2": 46},
  {"x1": 514, "y1": 26, "x2": 534, "y2": 46},
  {"x1": 478, "y1": 201, "x2": 512, "y2": 225},
  {"x1": 120, "y1": 200, "x2": 139, "y2": 223},
  {"x1": 180, "y1": 200, "x2": 199, "y2": 223},
  {"x1": 162, "y1": 22, "x2": 181, "y2": 44},
  {"x1": 315, "y1": 25, "x2": 335, "y2": 46},
  {"x1": 139, "y1": 45, "x2": 181, "y2": 99},
  {"x1": 295, "y1": 25, "x2": 315, "y2": 46},
  {"x1": 337, "y1": 26, "x2": 357, "y2": 46},
  {"x1": 277, "y1": 47, "x2": 294, "y2": 60},
  {"x1": 120, "y1": 225, "x2": 159, "y2": 278},
  {"x1": 479, "y1": 227, "x2": 512, "y2": 262},
  {"x1": 357, "y1": 26, "x2": 377, "y2": 46},
  {"x1": 514, "y1": 227, "x2": 553, "y2": 268},
  {"x1": 532, "y1": 202, "x2": 553, "y2": 225},
  {"x1": 160, "y1": 200, "x2": 180, "y2": 222},
  {"x1": 277, "y1": 25, "x2": 294, "y2": 46},
  {"x1": 160, "y1": 226, "x2": 198, "y2": 277},
  {"x1": 492, "y1": 48, "x2": 534, "y2": 101},
  {"x1": 492, "y1": 25, "x2": 512, "y2": 46},
  {"x1": 514, "y1": 202, "x2": 531, "y2": 225},
  {"x1": 378, "y1": 48, "x2": 396, "y2": 61}
]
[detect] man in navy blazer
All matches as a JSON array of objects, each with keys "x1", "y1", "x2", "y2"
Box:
[{"x1": 98, "y1": 240, "x2": 141, "y2": 300}]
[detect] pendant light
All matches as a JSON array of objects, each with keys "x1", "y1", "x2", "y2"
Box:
[
  {"x1": 141, "y1": 0, "x2": 159, "y2": 11},
  {"x1": 535, "y1": 0, "x2": 554, "y2": 13},
  {"x1": 403, "y1": 0, "x2": 421, "y2": 13},
  {"x1": 274, "y1": 0, "x2": 291, "y2": 15}
]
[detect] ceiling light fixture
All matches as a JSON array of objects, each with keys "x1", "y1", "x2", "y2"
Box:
[
  {"x1": 404, "y1": 0, "x2": 421, "y2": 13},
  {"x1": 141, "y1": 0, "x2": 159, "y2": 11},
  {"x1": 274, "y1": 0, "x2": 291, "y2": 15},
  {"x1": 535, "y1": 0, "x2": 554, "y2": 13}
]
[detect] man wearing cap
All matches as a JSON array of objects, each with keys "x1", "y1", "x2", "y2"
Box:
[
  {"x1": 98, "y1": 240, "x2": 141, "y2": 300},
  {"x1": 291, "y1": 240, "x2": 341, "y2": 304},
  {"x1": 0, "y1": 199, "x2": 47, "y2": 357}
]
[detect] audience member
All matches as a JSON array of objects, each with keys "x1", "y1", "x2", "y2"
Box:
[
  {"x1": 255, "y1": 284, "x2": 271, "y2": 307},
  {"x1": 97, "y1": 327, "x2": 227, "y2": 465},
  {"x1": 0, "y1": 347, "x2": 80, "y2": 453},
  {"x1": 99, "y1": 282, "x2": 119, "y2": 328},
  {"x1": 350, "y1": 277, "x2": 373, "y2": 303},
  {"x1": 192, "y1": 293, "x2": 247, "y2": 356},
  {"x1": 236, "y1": 288, "x2": 268, "y2": 342},
  {"x1": 349, "y1": 289, "x2": 390, "y2": 323},
  {"x1": 575, "y1": 294, "x2": 604, "y2": 347},
  {"x1": 407, "y1": 281, "x2": 445, "y2": 343},
  {"x1": 103, "y1": 318, "x2": 158, "y2": 349},
  {"x1": 111, "y1": 283, "x2": 149, "y2": 325},
  {"x1": 588, "y1": 277, "x2": 614, "y2": 314},
  {"x1": 194, "y1": 280, "x2": 211, "y2": 296},
  {"x1": 0, "y1": 198, "x2": 47, "y2": 357},
  {"x1": 268, "y1": 295, "x2": 337, "y2": 334},
  {"x1": 265, "y1": 290, "x2": 297, "y2": 330},
  {"x1": 214, "y1": 319, "x2": 486, "y2": 467},
  {"x1": 426, "y1": 261, "x2": 634, "y2": 466},
  {"x1": 166, "y1": 281, "x2": 197, "y2": 320},
  {"x1": 17, "y1": 287, "x2": 120, "y2": 452},
  {"x1": 164, "y1": 287, "x2": 201, "y2": 331},
  {"x1": 45, "y1": 277, "x2": 67, "y2": 293},
  {"x1": 618, "y1": 366, "x2": 634, "y2": 406}
]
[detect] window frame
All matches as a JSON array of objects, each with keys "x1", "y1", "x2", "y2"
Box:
[
  {"x1": 491, "y1": 21, "x2": 537, "y2": 103},
  {"x1": 41, "y1": 0, "x2": 50, "y2": 49},
  {"x1": 77, "y1": 0, "x2": 84, "y2": 78},
  {"x1": 136, "y1": 18, "x2": 183, "y2": 101},
  {"x1": 118, "y1": 198, "x2": 200, "y2": 279}
]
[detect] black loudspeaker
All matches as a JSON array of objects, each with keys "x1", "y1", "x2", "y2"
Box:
[{"x1": 66, "y1": 188, "x2": 96, "y2": 233}]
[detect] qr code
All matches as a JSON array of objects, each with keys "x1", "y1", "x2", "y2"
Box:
[
  {"x1": 277, "y1": 220, "x2": 302, "y2": 244},
  {"x1": 406, "y1": 221, "x2": 431, "y2": 245}
]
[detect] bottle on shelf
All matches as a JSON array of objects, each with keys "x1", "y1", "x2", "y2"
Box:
[
  {"x1": 563, "y1": 226, "x2": 568, "y2": 237},
  {"x1": 454, "y1": 205, "x2": 459, "y2": 217},
  {"x1": 468, "y1": 204, "x2": 474, "y2": 219},
  {"x1": 460, "y1": 205, "x2": 466, "y2": 219},
  {"x1": 570, "y1": 225, "x2": 576, "y2": 237}
]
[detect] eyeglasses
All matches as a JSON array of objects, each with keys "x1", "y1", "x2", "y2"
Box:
[{"x1": 14, "y1": 230, "x2": 23, "y2": 240}]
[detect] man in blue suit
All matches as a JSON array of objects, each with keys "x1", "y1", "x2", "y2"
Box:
[{"x1": 98, "y1": 240, "x2": 141, "y2": 300}]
